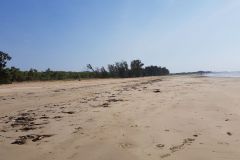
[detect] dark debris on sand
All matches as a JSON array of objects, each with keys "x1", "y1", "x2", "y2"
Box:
[
  {"x1": 102, "y1": 103, "x2": 109, "y2": 107},
  {"x1": 153, "y1": 89, "x2": 161, "y2": 93},
  {"x1": 62, "y1": 111, "x2": 75, "y2": 114},
  {"x1": 106, "y1": 98, "x2": 124, "y2": 103},
  {"x1": 11, "y1": 134, "x2": 54, "y2": 145},
  {"x1": 8, "y1": 112, "x2": 50, "y2": 132},
  {"x1": 227, "y1": 132, "x2": 232, "y2": 136}
]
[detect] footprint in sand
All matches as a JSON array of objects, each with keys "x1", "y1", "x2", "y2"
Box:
[
  {"x1": 160, "y1": 153, "x2": 171, "y2": 159},
  {"x1": 74, "y1": 145, "x2": 81, "y2": 149},
  {"x1": 72, "y1": 127, "x2": 83, "y2": 134},
  {"x1": 156, "y1": 144, "x2": 165, "y2": 148},
  {"x1": 217, "y1": 142, "x2": 229, "y2": 145},
  {"x1": 130, "y1": 124, "x2": 138, "y2": 128},
  {"x1": 169, "y1": 138, "x2": 195, "y2": 153},
  {"x1": 119, "y1": 142, "x2": 133, "y2": 149}
]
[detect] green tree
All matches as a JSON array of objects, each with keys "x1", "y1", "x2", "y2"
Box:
[
  {"x1": 130, "y1": 59, "x2": 144, "y2": 77},
  {"x1": 0, "y1": 51, "x2": 11, "y2": 71},
  {"x1": 161, "y1": 67, "x2": 170, "y2": 75},
  {"x1": 115, "y1": 61, "x2": 129, "y2": 78},
  {"x1": 0, "y1": 51, "x2": 12, "y2": 84},
  {"x1": 86, "y1": 64, "x2": 95, "y2": 72},
  {"x1": 100, "y1": 67, "x2": 108, "y2": 78},
  {"x1": 10, "y1": 67, "x2": 26, "y2": 82},
  {"x1": 108, "y1": 64, "x2": 117, "y2": 77},
  {"x1": 143, "y1": 65, "x2": 170, "y2": 76}
]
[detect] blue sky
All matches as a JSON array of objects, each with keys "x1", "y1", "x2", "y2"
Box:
[{"x1": 1, "y1": 0, "x2": 240, "y2": 73}]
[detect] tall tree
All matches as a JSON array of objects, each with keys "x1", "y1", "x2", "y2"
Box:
[
  {"x1": 0, "y1": 51, "x2": 12, "y2": 84},
  {"x1": 108, "y1": 64, "x2": 117, "y2": 77},
  {"x1": 0, "y1": 51, "x2": 11, "y2": 71},
  {"x1": 130, "y1": 59, "x2": 144, "y2": 77},
  {"x1": 115, "y1": 61, "x2": 129, "y2": 78},
  {"x1": 86, "y1": 64, "x2": 95, "y2": 72}
]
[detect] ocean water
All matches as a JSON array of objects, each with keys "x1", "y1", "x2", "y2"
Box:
[{"x1": 204, "y1": 72, "x2": 240, "y2": 78}]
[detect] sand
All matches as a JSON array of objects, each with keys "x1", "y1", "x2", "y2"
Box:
[{"x1": 0, "y1": 75, "x2": 240, "y2": 160}]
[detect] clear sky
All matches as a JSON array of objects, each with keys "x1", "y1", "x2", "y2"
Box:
[{"x1": 1, "y1": 0, "x2": 240, "y2": 73}]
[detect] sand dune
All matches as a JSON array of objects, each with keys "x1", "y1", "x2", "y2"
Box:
[{"x1": 0, "y1": 76, "x2": 240, "y2": 160}]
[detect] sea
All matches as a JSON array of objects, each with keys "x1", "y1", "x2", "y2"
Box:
[{"x1": 204, "y1": 72, "x2": 240, "y2": 78}]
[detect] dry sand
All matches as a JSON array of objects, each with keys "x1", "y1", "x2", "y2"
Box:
[{"x1": 0, "y1": 76, "x2": 240, "y2": 160}]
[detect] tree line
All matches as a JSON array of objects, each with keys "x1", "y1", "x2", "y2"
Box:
[{"x1": 0, "y1": 51, "x2": 169, "y2": 84}]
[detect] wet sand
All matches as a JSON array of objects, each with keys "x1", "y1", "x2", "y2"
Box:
[{"x1": 0, "y1": 76, "x2": 240, "y2": 160}]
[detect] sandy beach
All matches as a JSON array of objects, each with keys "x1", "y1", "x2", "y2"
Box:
[{"x1": 0, "y1": 75, "x2": 240, "y2": 160}]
